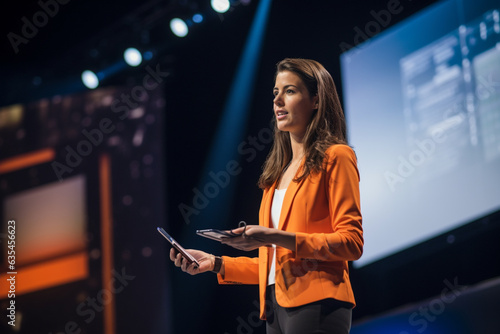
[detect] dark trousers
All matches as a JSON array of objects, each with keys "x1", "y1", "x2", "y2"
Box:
[{"x1": 265, "y1": 284, "x2": 352, "y2": 334}]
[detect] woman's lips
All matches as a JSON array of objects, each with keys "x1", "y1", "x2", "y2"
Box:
[{"x1": 276, "y1": 110, "x2": 288, "y2": 120}]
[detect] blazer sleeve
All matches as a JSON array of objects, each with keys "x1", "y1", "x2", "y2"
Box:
[
  {"x1": 217, "y1": 256, "x2": 259, "y2": 285},
  {"x1": 295, "y1": 145, "x2": 364, "y2": 262}
]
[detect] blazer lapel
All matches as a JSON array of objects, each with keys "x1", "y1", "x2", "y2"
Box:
[
  {"x1": 262, "y1": 184, "x2": 276, "y2": 228},
  {"x1": 278, "y1": 180, "x2": 300, "y2": 230},
  {"x1": 278, "y1": 161, "x2": 305, "y2": 230}
]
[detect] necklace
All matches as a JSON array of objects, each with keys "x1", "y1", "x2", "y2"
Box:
[
  {"x1": 279, "y1": 155, "x2": 304, "y2": 189},
  {"x1": 283, "y1": 154, "x2": 304, "y2": 173},
  {"x1": 283, "y1": 160, "x2": 292, "y2": 172}
]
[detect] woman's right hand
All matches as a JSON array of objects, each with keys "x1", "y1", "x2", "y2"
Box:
[{"x1": 169, "y1": 248, "x2": 215, "y2": 275}]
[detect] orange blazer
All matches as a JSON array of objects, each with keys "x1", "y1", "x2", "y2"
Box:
[{"x1": 217, "y1": 144, "x2": 363, "y2": 319}]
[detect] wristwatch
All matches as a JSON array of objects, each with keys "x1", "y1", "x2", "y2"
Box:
[{"x1": 212, "y1": 256, "x2": 222, "y2": 273}]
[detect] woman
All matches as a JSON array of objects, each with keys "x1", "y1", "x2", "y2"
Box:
[{"x1": 170, "y1": 58, "x2": 363, "y2": 334}]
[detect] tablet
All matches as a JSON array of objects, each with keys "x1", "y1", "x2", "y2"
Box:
[
  {"x1": 196, "y1": 229, "x2": 235, "y2": 241},
  {"x1": 157, "y1": 227, "x2": 199, "y2": 267}
]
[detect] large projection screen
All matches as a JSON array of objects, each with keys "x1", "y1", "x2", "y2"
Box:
[{"x1": 341, "y1": 0, "x2": 500, "y2": 267}]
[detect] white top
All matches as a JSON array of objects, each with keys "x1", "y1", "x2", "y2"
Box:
[{"x1": 268, "y1": 188, "x2": 287, "y2": 286}]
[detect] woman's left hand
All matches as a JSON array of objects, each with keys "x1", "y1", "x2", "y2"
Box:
[{"x1": 220, "y1": 225, "x2": 275, "y2": 251}]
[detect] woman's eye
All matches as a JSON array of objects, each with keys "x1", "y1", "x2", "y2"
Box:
[{"x1": 286, "y1": 89, "x2": 295, "y2": 94}]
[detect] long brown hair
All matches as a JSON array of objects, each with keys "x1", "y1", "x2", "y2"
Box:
[{"x1": 258, "y1": 58, "x2": 347, "y2": 189}]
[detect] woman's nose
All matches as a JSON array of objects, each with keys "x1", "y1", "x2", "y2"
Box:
[{"x1": 273, "y1": 94, "x2": 283, "y2": 106}]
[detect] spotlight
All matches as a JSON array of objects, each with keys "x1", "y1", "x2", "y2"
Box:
[
  {"x1": 192, "y1": 13, "x2": 203, "y2": 23},
  {"x1": 170, "y1": 18, "x2": 188, "y2": 37},
  {"x1": 211, "y1": 0, "x2": 230, "y2": 13},
  {"x1": 81, "y1": 70, "x2": 99, "y2": 89},
  {"x1": 124, "y1": 48, "x2": 142, "y2": 67}
]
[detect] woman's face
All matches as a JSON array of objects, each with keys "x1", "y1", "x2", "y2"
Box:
[{"x1": 273, "y1": 71, "x2": 318, "y2": 139}]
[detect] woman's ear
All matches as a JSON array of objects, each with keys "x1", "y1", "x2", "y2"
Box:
[{"x1": 313, "y1": 95, "x2": 319, "y2": 109}]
